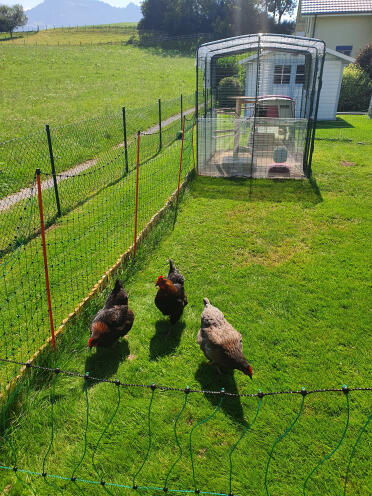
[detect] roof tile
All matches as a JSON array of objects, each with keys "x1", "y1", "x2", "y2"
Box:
[{"x1": 301, "y1": 0, "x2": 372, "y2": 15}]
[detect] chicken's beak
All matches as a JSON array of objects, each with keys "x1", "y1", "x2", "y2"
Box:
[{"x1": 244, "y1": 368, "x2": 253, "y2": 379}]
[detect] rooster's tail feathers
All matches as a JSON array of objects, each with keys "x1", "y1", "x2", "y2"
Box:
[
  {"x1": 203, "y1": 298, "x2": 210, "y2": 306},
  {"x1": 114, "y1": 279, "x2": 123, "y2": 291},
  {"x1": 169, "y1": 259, "x2": 175, "y2": 272}
]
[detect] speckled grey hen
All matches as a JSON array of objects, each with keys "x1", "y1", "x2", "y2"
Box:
[{"x1": 197, "y1": 298, "x2": 253, "y2": 378}]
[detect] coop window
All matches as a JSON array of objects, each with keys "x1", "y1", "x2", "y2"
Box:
[
  {"x1": 336, "y1": 46, "x2": 352, "y2": 56},
  {"x1": 295, "y1": 64, "x2": 305, "y2": 84},
  {"x1": 274, "y1": 65, "x2": 291, "y2": 84}
]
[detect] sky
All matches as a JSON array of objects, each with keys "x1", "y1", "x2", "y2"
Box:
[{"x1": 1, "y1": 0, "x2": 142, "y2": 10}]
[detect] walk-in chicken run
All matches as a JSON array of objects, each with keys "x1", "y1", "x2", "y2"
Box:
[{"x1": 196, "y1": 34, "x2": 326, "y2": 179}]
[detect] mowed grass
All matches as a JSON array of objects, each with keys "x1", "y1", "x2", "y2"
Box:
[
  {"x1": 0, "y1": 38, "x2": 194, "y2": 140},
  {"x1": 316, "y1": 115, "x2": 372, "y2": 143},
  {"x1": 0, "y1": 133, "x2": 371, "y2": 495}
]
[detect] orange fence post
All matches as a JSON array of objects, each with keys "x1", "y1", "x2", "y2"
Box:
[
  {"x1": 134, "y1": 131, "x2": 140, "y2": 259},
  {"x1": 177, "y1": 116, "x2": 186, "y2": 203},
  {"x1": 36, "y1": 169, "x2": 56, "y2": 350}
]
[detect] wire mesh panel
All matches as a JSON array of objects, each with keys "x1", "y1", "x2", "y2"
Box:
[
  {"x1": 196, "y1": 34, "x2": 326, "y2": 179},
  {"x1": 198, "y1": 116, "x2": 307, "y2": 179}
]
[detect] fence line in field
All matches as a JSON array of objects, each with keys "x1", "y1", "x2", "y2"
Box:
[
  {"x1": 0, "y1": 93, "x2": 196, "y2": 248},
  {"x1": 0, "y1": 117, "x2": 195, "y2": 387}
]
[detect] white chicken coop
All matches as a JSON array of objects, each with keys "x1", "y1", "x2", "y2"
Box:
[{"x1": 196, "y1": 34, "x2": 326, "y2": 179}]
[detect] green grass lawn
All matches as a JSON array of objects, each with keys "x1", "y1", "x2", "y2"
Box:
[
  {"x1": 0, "y1": 41, "x2": 194, "y2": 141},
  {"x1": 316, "y1": 115, "x2": 372, "y2": 143},
  {"x1": 0, "y1": 128, "x2": 371, "y2": 495}
]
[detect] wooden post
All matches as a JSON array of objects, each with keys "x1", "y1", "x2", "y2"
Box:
[
  {"x1": 36, "y1": 169, "x2": 56, "y2": 350},
  {"x1": 233, "y1": 98, "x2": 243, "y2": 158},
  {"x1": 134, "y1": 132, "x2": 140, "y2": 259}
]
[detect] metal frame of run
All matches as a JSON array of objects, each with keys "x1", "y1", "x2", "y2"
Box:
[{"x1": 196, "y1": 33, "x2": 326, "y2": 179}]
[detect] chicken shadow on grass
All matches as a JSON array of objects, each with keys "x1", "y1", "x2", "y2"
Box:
[
  {"x1": 84, "y1": 339, "x2": 130, "y2": 389},
  {"x1": 149, "y1": 319, "x2": 185, "y2": 360},
  {"x1": 195, "y1": 362, "x2": 247, "y2": 426}
]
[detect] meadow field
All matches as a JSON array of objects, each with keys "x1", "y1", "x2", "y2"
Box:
[
  {"x1": 0, "y1": 27, "x2": 195, "y2": 140},
  {"x1": 0, "y1": 116, "x2": 371, "y2": 495}
]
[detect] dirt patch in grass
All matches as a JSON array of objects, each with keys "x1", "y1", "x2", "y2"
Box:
[{"x1": 340, "y1": 161, "x2": 356, "y2": 167}]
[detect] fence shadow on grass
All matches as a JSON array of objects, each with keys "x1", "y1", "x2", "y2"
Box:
[
  {"x1": 195, "y1": 362, "x2": 247, "y2": 426},
  {"x1": 192, "y1": 176, "x2": 322, "y2": 205},
  {"x1": 84, "y1": 339, "x2": 130, "y2": 389},
  {"x1": 149, "y1": 320, "x2": 185, "y2": 360},
  {"x1": 316, "y1": 117, "x2": 354, "y2": 129}
]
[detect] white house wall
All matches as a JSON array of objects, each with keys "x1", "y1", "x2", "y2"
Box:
[
  {"x1": 244, "y1": 53, "x2": 347, "y2": 120},
  {"x1": 317, "y1": 58, "x2": 346, "y2": 120}
]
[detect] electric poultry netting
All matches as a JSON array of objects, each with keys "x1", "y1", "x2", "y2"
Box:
[
  {"x1": 0, "y1": 358, "x2": 371, "y2": 496},
  {"x1": 0, "y1": 93, "x2": 195, "y2": 252},
  {"x1": 0, "y1": 116, "x2": 195, "y2": 386}
]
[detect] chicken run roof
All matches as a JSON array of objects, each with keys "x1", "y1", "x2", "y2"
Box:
[
  {"x1": 300, "y1": 0, "x2": 372, "y2": 15},
  {"x1": 197, "y1": 34, "x2": 325, "y2": 68}
]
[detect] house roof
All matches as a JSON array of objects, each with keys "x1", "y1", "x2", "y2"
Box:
[
  {"x1": 301, "y1": 0, "x2": 372, "y2": 15},
  {"x1": 239, "y1": 48, "x2": 354, "y2": 65}
]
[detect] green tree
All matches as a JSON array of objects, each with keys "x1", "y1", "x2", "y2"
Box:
[
  {"x1": 0, "y1": 4, "x2": 27, "y2": 38},
  {"x1": 139, "y1": 0, "x2": 257, "y2": 38},
  {"x1": 258, "y1": 0, "x2": 296, "y2": 24}
]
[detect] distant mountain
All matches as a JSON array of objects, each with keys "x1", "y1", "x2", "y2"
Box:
[{"x1": 25, "y1": 0, "x2": 142, "y2": 28}]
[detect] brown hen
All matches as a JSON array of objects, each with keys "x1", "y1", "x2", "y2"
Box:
[
  {"x1": 197, "y1": 298, "x2": 252, "y2": 378},
  {"x1": 89, "y1": 279, "x2": 134, "y2": 348}
]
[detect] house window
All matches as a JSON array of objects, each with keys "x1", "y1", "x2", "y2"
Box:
[
  {"x1": 336, "y1": 46, "x2": 352, "y2": 56},
  {"x1": 295, "y1": 64, "x2": 305, "y2": 84},
  {"x1": 274, "y1": 65, "x2": 291, "y2": 84}
]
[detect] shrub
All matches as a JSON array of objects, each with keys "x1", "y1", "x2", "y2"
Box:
[
  {"x1": 218, "y1": 76, "x2": 243, "y2": 108},
  {"x1": 355, "y1": 43, "x2": 372, "y2": 80},
  {"x1": 338, "y1": 64, "x2": 372, "y2": 112},
  {"x1": 215, "y1": 57, "x2": 240, "y2": 86}
]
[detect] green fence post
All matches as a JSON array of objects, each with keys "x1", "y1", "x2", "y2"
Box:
[
  {"x1": 180, "y1": 93, "x2": 183, "y2": 129},
  {"x1": 45, "y1": 124, "x2": 61, "y2": 217},
  {"x1": 158, "y1": 98, "x2": 162, "y2": 150}
]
